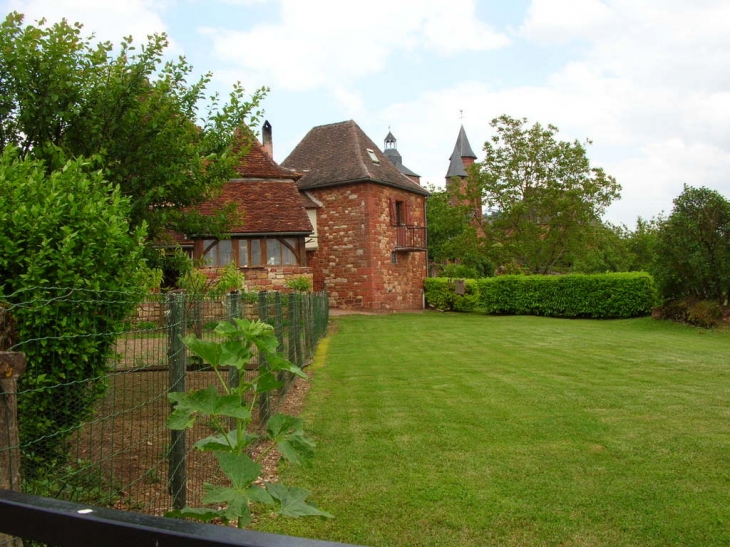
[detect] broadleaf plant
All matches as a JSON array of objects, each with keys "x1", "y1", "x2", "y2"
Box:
[{"x1": 166, "y1": 318, "x2": 332, "y2": 528}]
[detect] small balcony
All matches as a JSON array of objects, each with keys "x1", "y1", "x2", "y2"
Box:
[{"x1": 394, "y1": 225, "x2": 427, "y2": 252}]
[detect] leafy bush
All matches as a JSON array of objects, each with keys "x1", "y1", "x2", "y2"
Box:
[
  {"x1": 662, "y1": 298, "x2": 724, "y2": 329},
  {"x1": 424, "y1": 278, "x2": 479, "y2": 312},
  {"x1": 0, "y1": 149, "x2": 147, "y2": 477},
  {"x1": 653, "y1": 185, "x2": 730, "y2": 303},
  {"x1": 441, "y1": 263, "x2": 479, "y2": 279},
  {"x1": 477, "y1": 273, "x2": 656, "y2": 318},
  {"x1": 285, "y1": 276, "x2": 313, "y2": 292}
]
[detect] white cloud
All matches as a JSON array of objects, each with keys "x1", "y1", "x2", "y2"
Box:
[
  {"x1": 517, "y1": 0, "x2": 613, "y2": 44},
  {"x1": 199, "y1": 0, "x2": 509, "y2": 96},
  {"x1": 607, "y1": 139, "x2": 730, "y2": 224},
  {"x1": 5, "y1": 0, "x2": 172, "y2": 46}
]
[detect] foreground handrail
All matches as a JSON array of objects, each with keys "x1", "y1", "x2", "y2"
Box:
[{"x1": 0, "y1": 489, "x2": 363, "y2": 547}]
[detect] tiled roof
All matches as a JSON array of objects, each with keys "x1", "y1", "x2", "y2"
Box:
[
  {"x1": 195, "y1": 180, "x2": 313, "y2": 235},
  {"x1": 384, "y1": 147, "x2": 420, "y2": 178},
  {"x1": 281, "y1": 120, "x2": 429, "y2": 196},
  {"x1": 233, "y1": 133, "x2": 302, "y2": 180},
  {"x1": 300, "y1": 192, "x2": 322, "y2": 209}
]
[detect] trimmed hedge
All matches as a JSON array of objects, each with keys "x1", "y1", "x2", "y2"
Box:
[
  {"x1": 477, "y1": 273, "x2": 656, "y2": 318},
  {"x1": 424, "y1": 278, "x2": 479, "y2": 312}
]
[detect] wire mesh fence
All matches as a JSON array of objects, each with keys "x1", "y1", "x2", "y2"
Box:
[{"x1": 0, "y1": 287, "x2": 329, "y2": 529}]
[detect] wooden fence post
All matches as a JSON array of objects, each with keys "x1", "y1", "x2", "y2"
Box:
[{"x1": 1, "y1": 350, "x2": 26, "y2": 547}]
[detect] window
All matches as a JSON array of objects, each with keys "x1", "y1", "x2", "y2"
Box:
[
  {"x1": 200, "y1": 237, "x2": 301, "y2": 268},
  {"x1": 266, "y1": 237, "x2": 299, "y2": 265},
  {"x1": 395, "y1": 201, "x2": 406, "y2": 226},
  {"x1": 366, "y1": 148, "x2": 379, "y2": 164},
  {"x1": 389, "y1": 198, "x2": 409, "y2": 226},
  {"x1": 250, "y1": 239, "x2": 262, "y2": 266},
  {"x1": 267, "y1": 239, "x2": 281, "y2": 265},
  {"x1": 202, "y1": 239, "x2": 233, "y2": 267}
]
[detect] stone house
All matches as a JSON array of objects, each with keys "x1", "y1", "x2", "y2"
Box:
[
  {"x1": 177, "y1": 123, "x2": 314, "y2": 292},
  {"x1": 282, "y1": 120, "x2": 429, "y2": 310}
]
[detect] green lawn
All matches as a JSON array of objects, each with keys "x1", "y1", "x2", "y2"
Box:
[{"x1": 256, "y1": 313, "x2": 730, "y2": 547}]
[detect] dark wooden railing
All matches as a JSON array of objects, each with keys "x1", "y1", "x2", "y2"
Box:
[
  {"x1": 0, "y1": 489, "x2": 364, "y2": 547},
  {"x1": 394, "y1": 225, "x2": 426, "y2": 251}
]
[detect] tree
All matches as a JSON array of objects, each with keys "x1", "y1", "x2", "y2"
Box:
[
  {"x1": 0, "y1": 147, "x2": 147, "y2": 476},
  {"x1": 653, "y1": 185, "x2": 730, "y2": 302},
  {"x1": 571, "y1": 222, "x2": 632, "y2": 274},
  {"x1": 474, "y1": 115, "x2": 621, "y2": 274},
  {"x1": 426, "y1": 187, "x2": 492, "y2": 277},
  {"x1": 0, "y1": 12, "x2": 266, "y2": 251}
]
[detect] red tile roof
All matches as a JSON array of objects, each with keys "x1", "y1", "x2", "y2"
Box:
[
  {"x1": 233, "y1": 134, "x2": 302, "y2": 180},
  {"x1": 196, "y1": 180, "x2": 313, "y2": 235},
  {"x1": 281, "y1": 120, "x2": 429, "y2": 196}
]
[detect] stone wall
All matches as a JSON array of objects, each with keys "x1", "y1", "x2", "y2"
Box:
[{"x1": 307, "y1": 183, "x2": 427, "y2": 311}]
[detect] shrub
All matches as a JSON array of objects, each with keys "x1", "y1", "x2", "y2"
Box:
[
  {"x1": 285, "y1": 276, "x2": 313, "y2": 292},
  {"x1": 441, "y1": 263, "x2": 479, "y2": 279},
  {"x1": 662, "y1": 298, "x2": 724, "y2": 328},
  {"x1": 424, "y1": 278, "x2": 479, "y2": 312},
  {"x1": 477, "y1": 273, "x2": 656, "y2": 319},
  {"x1": 0, "y1": 149, "x2": 147, "y2": 477}
]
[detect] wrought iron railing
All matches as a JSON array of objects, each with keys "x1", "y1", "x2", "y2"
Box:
[{"x1": 394, "y1": 225, "x2": 426, "y2": 251}]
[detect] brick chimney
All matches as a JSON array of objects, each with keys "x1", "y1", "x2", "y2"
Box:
[{"x1": 262, "y1": 120, "x2": 273, "y2": 158}]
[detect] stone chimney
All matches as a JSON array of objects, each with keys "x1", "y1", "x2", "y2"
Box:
[{"x1": 262, "y1": 120, "x2": 273, "y2": 158}]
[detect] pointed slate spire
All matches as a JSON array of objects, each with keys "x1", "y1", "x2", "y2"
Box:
[
  {"x1": 446, "y1": 125, "x2": 477, "y2": 178},
  {"x1": 450, "y1": 125, "x2": 477, "y2": 160}
]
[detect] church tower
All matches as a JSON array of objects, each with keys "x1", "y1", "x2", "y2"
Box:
[
  {"x1": 383, "y1": 130, "x2": 421, "y2": 185},
  {"x1": 446, "y1": 125, "x2": 483, "y2": 225}
]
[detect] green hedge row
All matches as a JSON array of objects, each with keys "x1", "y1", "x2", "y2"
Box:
[
  {"x1": 425, "y1": 273, "x2": 656, "y2": 318},
  {"x1": 423, "y1": 278, "x2": 479, "y2": 312}
]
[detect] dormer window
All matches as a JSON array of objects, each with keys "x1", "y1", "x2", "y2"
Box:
[{"x1": 366, "y1": 148, "x2": 379, "y2": 164}]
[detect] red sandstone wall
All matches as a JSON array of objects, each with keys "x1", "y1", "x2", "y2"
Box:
[
  {"x1": 199, "y1": 266, "x2": 313, "y2": 293},
  {"x1": 307, "y1": 183, "x2": 426, "y2": 311}
]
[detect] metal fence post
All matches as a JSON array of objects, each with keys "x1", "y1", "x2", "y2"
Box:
[
  {"x1": 166, "y1": 293, "x2": 187, "y2": 510},
  {"x1": 0, "y1": 351, "x2": 25, "y2": 547},
  {"x1": 227, "y1": 291, "x2": 241, "y2": 391},
  {"x1": 257, "y1": 292, "x2": 270, "y2": 423},
  {"x1": 290, "y1": 294, "x2": 303, "y2": 369}
]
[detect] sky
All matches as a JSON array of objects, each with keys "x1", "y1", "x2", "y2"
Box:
[{"x1": 3, "y1": 0, "x2": 729, "y2": 227}]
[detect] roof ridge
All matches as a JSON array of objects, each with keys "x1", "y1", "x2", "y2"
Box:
[{"x1": 351, "y1": 121, "x2": 372, "y2": 179}]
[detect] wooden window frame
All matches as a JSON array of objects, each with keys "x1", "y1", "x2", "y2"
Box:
[{"x1": 198, "y1": 237, "x2": 305, "y2": 268}]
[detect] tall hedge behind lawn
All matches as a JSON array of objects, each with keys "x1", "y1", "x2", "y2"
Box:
[
  {"x1": 424, "y1": 278, "x2": 479, "y2": 312},
  {"x1": 477, "y1": 273, "x2": 656, "y2": 318}
]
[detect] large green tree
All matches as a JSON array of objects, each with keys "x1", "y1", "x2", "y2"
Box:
[
  {"x1": 653, "y1": 185, "x2": 730, "y2": 302},
  {"x1": 0, "y1": 12, "x2": 265, "y2": 246},
  {"x1": 426, "y1": 187, "x2": 491, "y2": 276},
  {"x1": 474, "y1": 115, "x2": 621, "y2": 274}
]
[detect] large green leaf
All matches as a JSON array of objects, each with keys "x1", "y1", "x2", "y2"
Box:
[
  {"x1": 220, "y1": 339, "x2": 251, "y2": 370},
  {"x1": 182, "y1": 335, "x2": 222, "y2": 367},
  {"x1": 255, "y1": 371, "x2": 284, "y2": 393},
  {"x1": 267, "y1": 414, "x2": 316, "y2": 467},
  {"x1": 194, "y1": 429, "x2": 258, "y2": 452},
  {"x1": 265, "y1": 353, "x2": 307, "y2": 378},
  {"x1": 216, "y1": 452, "x2": 261, "y2": 490},
  {"x1": 266, "y1": 483, "x2": 333, "y2": 519}
]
